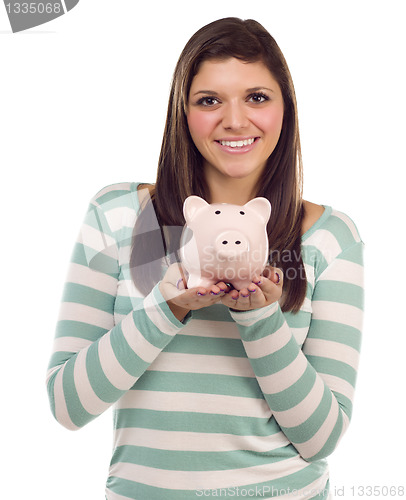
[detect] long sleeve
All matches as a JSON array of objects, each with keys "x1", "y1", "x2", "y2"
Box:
[
  {"x1": 230, "y1": 239, "x2": 364, "y2": 462},
  {"x1": 46, "y1": 192, "x2": 191, "y2": 431}
]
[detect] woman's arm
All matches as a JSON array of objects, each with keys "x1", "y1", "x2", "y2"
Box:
[
  {"x1": 229, "y1": 241, "x2": 364, "y2": 462},
  {"x1": 45, "y1": 194, "x2": 191, "y2": 431}
]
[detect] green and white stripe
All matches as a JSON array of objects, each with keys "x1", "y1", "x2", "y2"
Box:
[{"x1": 46, "y1": 182, "x2": 363, "y2": 499}]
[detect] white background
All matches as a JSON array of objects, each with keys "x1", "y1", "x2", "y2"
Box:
[{"x1": 1, "y1": 1, "x2": 405, "y2": 498}]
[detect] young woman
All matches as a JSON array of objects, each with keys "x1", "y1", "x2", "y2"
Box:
[{"x1": 46, "y1": 18, "x2": 364, "y2": 500}]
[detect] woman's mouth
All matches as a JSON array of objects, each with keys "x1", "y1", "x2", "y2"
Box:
[
  {"x1": 218, "y1": 138, "x2": 255, "y2": 148},
  {"x1": 215, "y1": 137, "x2": 259, "y2": 153}
]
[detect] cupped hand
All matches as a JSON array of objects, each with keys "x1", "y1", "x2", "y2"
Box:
[
  {"x1": 220, "y1": 266, "x2": 283, "y2": 311},
  {"x1": 159, "y1": 263, "x2": 231, "y2": 313}
]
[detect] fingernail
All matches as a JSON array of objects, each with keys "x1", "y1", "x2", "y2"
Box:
[
  {"x1": 210, "y1": 291, "x2": 220, "y2": 296},
  {"x1": 197, "y1": 291, "x2": 206, "y2": 296},
  {"x1": 241, "y1": 294, "x2": 249, "y2": 298},
  {"x1": 232, "y1": 295, "x2": 238, "y2": 300},
  {"x1": 249, "y1": 288, "x2": 256, "y2": 293}
]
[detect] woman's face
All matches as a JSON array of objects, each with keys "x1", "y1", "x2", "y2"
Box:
[{"x1": 187, "y1": 57, "x2": 284, "y2": 185}]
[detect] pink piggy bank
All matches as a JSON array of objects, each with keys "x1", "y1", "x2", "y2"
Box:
[{"x1": 179, "y1": 196, "x2": 272, "y2": 290}]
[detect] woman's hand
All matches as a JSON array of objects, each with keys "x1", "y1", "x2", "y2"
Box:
[
  {"x1": 159, "y1": 263, "x2": 231, "y2": 320},
  {"x1": 220, "y1": 266, "x2": 283, "y2": 312}
]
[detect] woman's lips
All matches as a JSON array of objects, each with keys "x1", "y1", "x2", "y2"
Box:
[{"x1": 214, "y1": 137, "x2": 259, "y2": 154}]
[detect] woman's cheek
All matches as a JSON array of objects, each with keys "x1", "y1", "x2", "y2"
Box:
[
  {"x1": 258, "y1": 106, "x2": 284, "y2": 135},
  {"x1": 187, "y1": 110, "x2": 216, "y2": 144}
]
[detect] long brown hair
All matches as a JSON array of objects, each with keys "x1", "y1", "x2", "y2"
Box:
[{"x1": 130, "y1": 17, "x2": 306, "y2": 313}]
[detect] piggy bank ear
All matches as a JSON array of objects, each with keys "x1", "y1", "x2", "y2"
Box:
[
  {"x1": 183, "y1": 196, "x2": 209, "y2": 224},
  {"x1": 244, "y1": 197, "x2": 272, "y2": 224}
]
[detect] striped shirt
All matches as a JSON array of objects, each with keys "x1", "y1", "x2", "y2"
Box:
[{"x1": 46, "y1": 181, "x2": 364, "y2": 499}]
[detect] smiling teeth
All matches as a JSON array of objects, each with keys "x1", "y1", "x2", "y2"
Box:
[{"x1": 219, "y1": 138, "x2": 255, "y2": 147}]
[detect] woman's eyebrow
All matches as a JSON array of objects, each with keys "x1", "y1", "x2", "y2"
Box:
[
  {"x1": 246, "y1": 86, "x2": 275, "y2": 93},
  {"x1": 192, "y1": 90, "x2": 220, "y2": 96},
  {"x1": 192, "y1": 87, "x2": 275, "y2": 97}
]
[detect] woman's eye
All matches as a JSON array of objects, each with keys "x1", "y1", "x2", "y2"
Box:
[
  {"x1": 248, "y1": 92, "x2": 269, "y2": 104},
  {"x1": 196, "y1": 96, "x2": 220, "y2": 107}
]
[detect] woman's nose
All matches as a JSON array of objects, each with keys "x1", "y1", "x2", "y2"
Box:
[{"x1": 222, "y1": 102, "x2": 249, "y2": 130}]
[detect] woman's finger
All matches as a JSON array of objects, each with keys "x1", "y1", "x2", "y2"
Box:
[
  {"x1": 263, "y1": 266, "x2": 283, "y2": 287},
  {"x1": 160, "y1": 264, "x2": 188, "y2": 301}
]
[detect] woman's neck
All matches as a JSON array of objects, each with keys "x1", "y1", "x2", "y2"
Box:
[{"x1": 206, "y1": 175, "x2": 259, "y2": 206}]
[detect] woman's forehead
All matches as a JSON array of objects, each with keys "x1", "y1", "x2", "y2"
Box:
[{"x1": 189, "y1": 58, "x2": 279, "y2": 93}]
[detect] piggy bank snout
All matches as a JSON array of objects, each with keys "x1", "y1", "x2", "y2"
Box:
[{"x1": 214, "y1": 231, "x2": 249, "y2": 258}]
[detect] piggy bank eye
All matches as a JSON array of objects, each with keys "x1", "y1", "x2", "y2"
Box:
[
  {"x1": 240, "y1": 211, "x2": 245, "y2": 215},
  {"x1": 215, "y1": 210, "x2": 221, "y2": 215}
]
